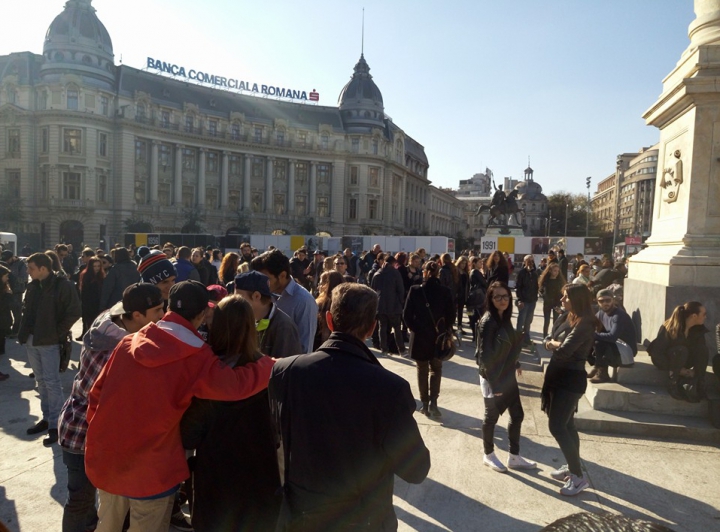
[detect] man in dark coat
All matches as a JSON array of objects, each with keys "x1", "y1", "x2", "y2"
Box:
[
  {"x1": 99, "y1": 248, "x2": 140, "y2": 311},
  {"x1": 370, "y1": 254, "x2": 406, "y2": 356},
  {"x1": 515, "y1": 255, "x2": 539, "y2": 346},
  {"x1": 269, "y1": 283, "x2": 430, "y2": 532},
  {"x1": 19, "y1": 253, "x2": 81, "y2": 446}
]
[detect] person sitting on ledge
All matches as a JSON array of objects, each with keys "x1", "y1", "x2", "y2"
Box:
[
  {"x1": 587, "y1": 289, "x2": 637, "y2": 384},
  {"x1": 648, "y1": 301, "x2": 709, "y2": 403}
]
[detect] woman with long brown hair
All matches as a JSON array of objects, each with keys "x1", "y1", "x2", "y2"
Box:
[
  {"x1": 314, "y1": 271, "x2": 345, "y2": 350},
  {"x1": 542, "y1": 284, "x2": 597, "y2": 496},
  {"x1": 180, "y1": 295, "x2": 280, "y2": 531},
  {"x1": 648, "y1": 301, "x2": 709, "y2": 402},
  {"x1": 218, "y1": 252, "x2": 240, "y2": 286},
  {"x1": 538, "y1": 262, "x2": 566, "y2": 337},
  {"x1": 484, "y1": 251, "x2": 509, "y2": 286},
  {"x1": 79, "y1": 257, "x2": 105, "y2": 337},
  {"x1": 454, "y1": 256, "x2": 470, "y2": 336}
]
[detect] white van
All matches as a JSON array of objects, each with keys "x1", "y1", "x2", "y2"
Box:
[{"x1": 0, "y1": 232, "x2": 17, "y2": 255}]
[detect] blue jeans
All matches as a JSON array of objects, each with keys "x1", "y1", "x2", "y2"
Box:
[
  {"x1": 62, "y1": 450, "x2": 98, "y2": 532},
  {"x1": 26, "y1": 335, "x2": 63, "y2": 428},
  {"x1": 516, "y1": 301, "x2": 537, "y2": 343}
]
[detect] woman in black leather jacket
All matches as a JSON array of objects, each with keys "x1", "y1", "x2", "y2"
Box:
[
  {"x1": 542, "y1": 283, "x2": 597, "y2": 497},
  {"x1": 476, "y1": 281, "x2": 536, "y2": 473}
]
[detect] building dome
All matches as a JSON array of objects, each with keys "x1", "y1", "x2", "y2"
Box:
[
  {"x1": 41, "y1": 0, "x2": 115, "y2": 89},
  {"x1": 338, "y1": 54, "x2": 385, "y2": 132},
  {"x1": 515, "y1": 180, "x2": 546, "y2": 201}
]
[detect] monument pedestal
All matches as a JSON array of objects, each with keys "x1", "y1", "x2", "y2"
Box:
[
  {"x1": 625, "y1": 4, "x2": 720, "y2": 341},
  {"x1": 483, "y1": 225, "x2": 525, "y2": 237}
]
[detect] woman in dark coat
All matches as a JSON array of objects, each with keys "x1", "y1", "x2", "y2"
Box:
[
  {"x1": 454, "y1": 256, "x2": 470, "y2": 335},
  {"x1": 181, "y1": 295, "x2": 280, "y2": 531},
  {"x1": 542, "y1": 283, "x2": 597, "y2": 497},
  {"x1": 0, "y1": 265, "x2": 13, "y2": 376},
  {"x1": 403, "y1": 261, "x2": 455, "y2": 419},
  {"x1": 477, "y1": 281, "x2": 535, "y2": 472},
  {"x1": 467, "y1": 257, "x2": 488, "y2": 343},
  {"x1": 538, "y1": 262, "x2": 566, "y2": 337},
  {"x1": 99, "y1": 247, "x2": 140, "y2": 311},
  {"x1": 79, "y1": 257, "x2": 105, "y2": 337},
  {"x1": 648, "y1": 301, "x2": 708, "y2": 402},
  {"x1": 485, "y1": 251, "x2": 509, "y2": 286}
]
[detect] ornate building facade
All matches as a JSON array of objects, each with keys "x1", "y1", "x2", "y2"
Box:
[{"x1": 0, "y1": 0, "x2": 463, "y2": 249}]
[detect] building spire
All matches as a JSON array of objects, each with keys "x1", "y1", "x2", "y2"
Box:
[{"x1": 361, "y1": 8, "x2": 365, "y2": 55}]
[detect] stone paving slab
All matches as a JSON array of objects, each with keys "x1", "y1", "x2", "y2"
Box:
[{"x1": 0, "y1": 309, "x2": 719, "y2": 531}]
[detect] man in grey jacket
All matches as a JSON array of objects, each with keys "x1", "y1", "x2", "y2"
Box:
[{"x1": 371, "y1": 254, "x2": 406, "y2": 356}]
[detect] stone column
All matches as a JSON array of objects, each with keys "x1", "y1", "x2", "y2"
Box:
[
  {"x1": 309, "y1": 161, "x2": 317, "y2": 215},
  {"x1": 220, "y1": 151, "x2": 229, "y2": 208},
  {"x1": 150, "y1": 141, "x2": 159, "y2": 204},
  {"x1": 625, "y1": 0, "x2": 720, "y2": 341},
  {"x1": 174, "y1": 144, "x2": 183, "y2": 205},
  {"x1": 197, "y1": 149, "x2": 206, "y2": 207},
  {"x1": 266, "y1": 157, "x2": 274, "y2": 212},
  {"x1": 400, "y1": 175, "x2": 407, "y2": 224},
  {"x1": 243, "y1": 154, "x2": 252, "y2": 210},
  {"x1": 287, "y1": 159, "x2": 296, "y2": 214}
]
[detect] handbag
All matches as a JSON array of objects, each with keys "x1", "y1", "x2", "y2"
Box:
[
  {"x1": 59, "y1": 331, "x2": 73, "y2": 373},
  {"x1": 421, "y1": 287, "x2": 456, "y2": 361}
]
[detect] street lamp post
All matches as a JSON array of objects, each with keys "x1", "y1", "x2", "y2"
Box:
[
  {"x1": 547, "y1": 209, "x2": 552, "y2": 237},
  {"x1": 564, "y1": 203, "x2": 569, "y2": 237},
  {"x1": 586, "y1": 177, "x2": 591, "y2": 237}
]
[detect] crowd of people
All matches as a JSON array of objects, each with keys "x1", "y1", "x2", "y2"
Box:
[{"x1": 0, "y1": 238, "x2": 718, "y2": 530}]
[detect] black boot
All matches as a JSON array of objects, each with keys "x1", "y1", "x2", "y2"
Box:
[
  {"x1": 420, "y1": 402, "x2": 429, "y2": 416},
  {"x1": 667, "y1": 374, "x2": 686, "y2": 401},
  {"x1": 428, "y1": 399, "x2": 442, "y2": 418}
]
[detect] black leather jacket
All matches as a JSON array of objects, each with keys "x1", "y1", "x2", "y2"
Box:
[{"x1": 476, "y1": 312, "x2": 521, "y2": 394}]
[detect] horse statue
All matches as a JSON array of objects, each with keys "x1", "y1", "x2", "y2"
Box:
[{"x1": 477, "y1": 189, "x2": 525, "y2": 226}]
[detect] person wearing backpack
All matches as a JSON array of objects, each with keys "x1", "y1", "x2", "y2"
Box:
[
  {"x1": 1, "y1": 250, "x2": 26, "y2": 337},
  {"x1": 18, "y1": 253, "x2": 81, "y2": 446}
]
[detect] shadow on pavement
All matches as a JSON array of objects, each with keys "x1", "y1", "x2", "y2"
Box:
[{"x1": 0, "y1": 486, "x2": 20, "y2": 532}]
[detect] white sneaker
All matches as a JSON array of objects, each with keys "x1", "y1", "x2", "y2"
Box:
[
  {"x1": 507, "y1": 454, "x2": 537, "y2": 470},
  {"x1": 560, "y1": 474, "x2": 589, "y2": 496},
  {"x1": 550, "y1": 464, "x2": 570, "y2": 481},
  {"x1": 483, "y1": 452, "x2": 507, "y2": 473}
]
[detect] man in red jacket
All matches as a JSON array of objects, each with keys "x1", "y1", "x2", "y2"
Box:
[{"x1": 85, "y1": 280, "x2": 275, "y2": 532}]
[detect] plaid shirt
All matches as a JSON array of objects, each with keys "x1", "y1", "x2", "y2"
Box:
[{"x1": 58, "y1": 311, "x2": 128, "y2": 453}]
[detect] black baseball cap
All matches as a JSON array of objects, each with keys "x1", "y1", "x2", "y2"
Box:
[
  {"x1": 234, "y1": 271, "x2": 273, "y2": 298},
  {"x1": 109, "y1": 283, "x2": 164, "y2": 317},
  {"x1": 169, "y1": 280, "x2": 214, "y2": 316}
]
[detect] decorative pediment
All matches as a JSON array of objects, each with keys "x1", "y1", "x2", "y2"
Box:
[
  {"x1": 229, "y1": 111, "x2": 245, "y2": 123},
  {"x1": 183, "y1": 102, "x2": 200, "y2": 115}
]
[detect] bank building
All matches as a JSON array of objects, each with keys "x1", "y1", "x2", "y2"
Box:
[{"x1": 0, "y1": 0, "x2": 465, "y2": 249}]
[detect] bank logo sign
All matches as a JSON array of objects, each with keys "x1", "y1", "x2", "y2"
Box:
[{"x1": 146, "y1": 58, "x2": 320, "y2": 102}]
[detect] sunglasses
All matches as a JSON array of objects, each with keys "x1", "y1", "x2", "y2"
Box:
[{"x1": 492, "y1": 295, "x2": 510, "y2": 302}]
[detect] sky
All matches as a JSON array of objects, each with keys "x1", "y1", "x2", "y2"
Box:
[{"x1": 0, "y1": 0, "x2": 696, "y2": 195}]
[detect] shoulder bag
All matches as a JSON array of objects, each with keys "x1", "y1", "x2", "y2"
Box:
[{"x1": 421, "y1": 287, "x2": 455, "y2": 361}]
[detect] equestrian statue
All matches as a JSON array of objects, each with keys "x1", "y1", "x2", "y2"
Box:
[{"x1": 477, "y1": 179, "x2": 525, "y2": 226}]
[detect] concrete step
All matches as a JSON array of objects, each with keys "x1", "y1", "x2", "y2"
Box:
[
  {"x1": 585, "y1": 381, "x2": 710, "y2": 417},
  {"x1": 574, "y1": 397, "x2": 720, "y2": 444}
]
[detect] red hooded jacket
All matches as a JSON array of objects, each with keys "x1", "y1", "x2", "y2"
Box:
[{"x1": 85, "y1": 311, "x2": 275, "y2": 498}]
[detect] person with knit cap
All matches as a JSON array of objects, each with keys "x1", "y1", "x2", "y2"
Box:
[{"x1": 136, "y1": 246, "x2": 176, "y2": 301}]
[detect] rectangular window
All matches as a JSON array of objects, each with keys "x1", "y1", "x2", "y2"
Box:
[
  {"x1": 318, "y1": 164, "x2": 331, "y2": 184},
  {"x1": 182, "y1": 185, "x2": 194, "y2": 207},
  {"x1": 274, "y1": 160, "x2": 286, "y2": 180},
  {"x1": 185, "y1": 116, "x2": 194, "y2": 133},
  {"x1": 228, "y1": 190, "x2": 240, "y2": 210},
  {"x1": 161, "y1": 110, "x2": 170, "y2": 128},
  {"x1": 7, "y1": 129, "x2": 20, "y2": 157},
  {"x1": 99, "y1": 132, "x2": 108, "y2": 157},
  {"x1": 317, "y1": 196, "x2": 329, "y2": 217},
  {"x1": 136, "y1": 104, "x2": 146, "y2": 121},
  {"x1": 351, "y1": 138, "x2": 359, "y2": 153},
  {"x1": 7, "y1": 89, "x2": 16, "y2": 104},
  {"x1": 206, "y1": 188, "x2": 218, "y2": 208},
  {"x1": 372, "y1": 139, "x2": 378, "y2": 155},
  {"x1": 159, "y1": 144, "x2": 170, "y2": 168},
  {"x1": 254, "y1": 127, "x2": 262, "y2": 143},
  {"x1": 296, "y1": 195, "x2": 307, "y2": 216},
  {"x1": 207, "y1": 152, "x2": 218, "y2": 172},
  {"x1": 252, "y1": 158, "x2": 264, "y2": 178},
  {"x1": 100, "y1": 96, "x2": 109, "y2": 116},
  {"x1": 295, "y1": 162, "x2": 308, "y2": 183},
  {"x1": 67, "y1": 90, "x2": 78, "y2": 110},
  {"x1": 230, "y1": 155, "x2": 241, "y2": 175},
  {"x1": 252, "y1": 192, "x2": 263, "y2": 213},
  {"x1": 274, "y1": 194, "x2": 285, "y2": 215},
  {"x1": 7, "y1": 171, "x2": 20, "y2": 198},
  {"x1": 134, "y1": 179, "x2": 146, "y2": 203},
  {"x1": 63, "y1": 129, "x2": 82, "y2": 154},
  {"x1": 231, "y1": 123, "x2": 240, "y2": 140},
  {"x1": 297, "y1": 131, "x2": 307, "y2": 147},
  {"x1": 98, "y1": 174, "x2": 107, "y2": 203},
  {"x1": 350, "y1": 166, "x2": 358, "y2": 185},
  {"x1": 63, "y1": 172, "x2": 81, "y2": 200},
  {"x1": 349, "y1": 198, "x2": 357, "y2": 219},
  {"x1": 159, "y1": 183, "x2": 171, "y2": 206},
  {"x1": 41, "y1": 128, "x2": 49, "y2": 153},
  {"x1": 39, "y1": 170, "x2": 48, "y2": 200},
  {"x1": 276, "y1": 131, "x2": 284, "y2": 146},
  {"x1": 368, "y1": 199, "x2": 378, "y2": 219},
  {"x1": 39, "y1": 91, "x2": 48, "y2": 110},
  {"x1": 369, "y1": 167, "x2": 379, "y2": 187},
  {"x1": 208, "y1": 120, "x2": 218, "y2": 137},
  {"x1": 135, "y1": 140, "x2": 147, "y2": 163},
  {"x1": 321, "y1": 135, "x2": 328, "y2": 150},
  {"x1": 182, "y1": 148, "x2": 196, "y2": 170}
]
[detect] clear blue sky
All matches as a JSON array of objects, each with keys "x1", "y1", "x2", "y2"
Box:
[{"x1": 2, "y1": 0, "x2": 695, "y2": 195}]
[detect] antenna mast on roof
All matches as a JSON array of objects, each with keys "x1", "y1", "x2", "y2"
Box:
[{"x1": 362, "y1": 8, "x2": 365, "y2": 55}]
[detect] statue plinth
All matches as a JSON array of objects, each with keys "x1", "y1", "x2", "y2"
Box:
[
  {"x1": 484, "y1": 225, "x2": 525, "y2": 237},
  {"x1": 625, "y1": 16, "x2": 720, "y2": 341}
]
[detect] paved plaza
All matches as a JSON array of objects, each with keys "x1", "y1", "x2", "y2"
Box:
[{"x1": 1, "y1": 309, "x2": 720, "y2": 532}]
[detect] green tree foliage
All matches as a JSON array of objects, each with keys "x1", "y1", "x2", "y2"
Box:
[
  {"x1": 0, "y1": 192, "x2": 24, "y2": 233},
  {"x1": 123, "y1": 218, "x2": 154, "y2": 233},
  {"x1": 180, "y1": 208, "x2": 205, "y2": 234},
  {"x1": 546, "y1": 192, "x2": 604, "y2": 237}
]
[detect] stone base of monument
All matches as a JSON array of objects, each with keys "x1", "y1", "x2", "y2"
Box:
[
  {"x1": 573, "y1": 350, "x2": 720, "y2": 443},
  {"x1": 484, "y1": 225, "x2": 524, "y2": 237}
]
